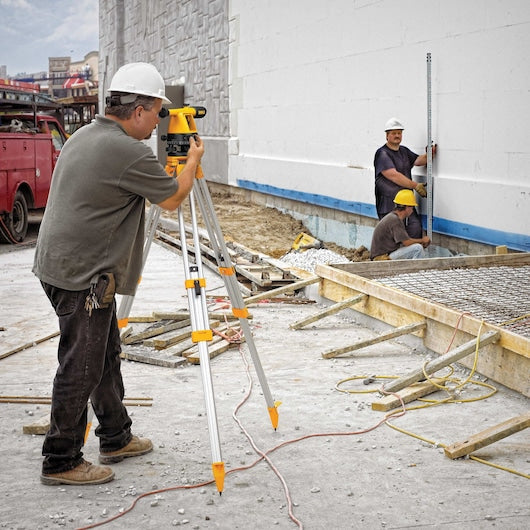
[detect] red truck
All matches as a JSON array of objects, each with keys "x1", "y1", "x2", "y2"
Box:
[{"x1": 0, "y1": 80, "x2": 68, "y2": 243}]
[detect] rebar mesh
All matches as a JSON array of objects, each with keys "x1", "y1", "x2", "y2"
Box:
[{"x1": 376, "y1": 265, "x2": 530, "y2": 337}]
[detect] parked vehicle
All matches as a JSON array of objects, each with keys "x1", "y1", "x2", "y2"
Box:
[{"x1": 0, "y1": 80, "x2": 68, "y2": 243}]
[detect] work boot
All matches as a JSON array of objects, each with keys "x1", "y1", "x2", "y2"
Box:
[
  {"x1": 41, "y1": 459, "x2": 114, "y2": 486},
  {"x1": 99, "y1": 435, "x2": 153, "y2": 464}
]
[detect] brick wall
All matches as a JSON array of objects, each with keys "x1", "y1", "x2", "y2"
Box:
[{"x1": 99, "y1": 0, "x2": 229, "y2": 139}]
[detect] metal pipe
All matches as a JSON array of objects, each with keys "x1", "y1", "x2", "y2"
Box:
[{"x1": 426, "y1": 52, "x2": 433, "y2": 240}]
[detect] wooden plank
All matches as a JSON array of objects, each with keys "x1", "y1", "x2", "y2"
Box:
[
  {"x1": 153, "y1": 310, "x2": 247, "y2": 321},
  {"x1": 158, "y1": 217, "x2": 238, "y2": 258},
  {"x1": 122, "y1": 319, "x2": 191, "y2": 345},
  {"x1": 235, "y1": 264, "x2": 273, "y2": 286},
  {"x1": 371, "y1": 378, "x2": 447, "y2": 411},
  {"x1": 327, "y1": 252, "x2": 530, "y2": 279},
  {"x1": 383, "y1": 330, "x2": 500, "y2": 394},
  {"x1": 22, "y1": 398, "x2": 155, "y2": 434},
  {"x1": 4, "y1": 396, "x2": 152, "y2": 406},
  {"x1": 157, "y1": 323, "x2": 233, "y2": 357},
  {"x1": 147, "y1": 327, "x2": 192, "y2": 349},
  {"x1": 149, "y1": 320, "x2": 220, "y2": 350},
  {"x1": 22, "y1": 413, "x2": 50, "y2": 435},
  {"x1": 127, "y1": 316, "x2": 161, "y2": 323},
  {"x1": 290, "y1": 294, "x2": 367, "y2": 330},
  {"x1": 181, "y1": 325, "x2": 240, "y2": 355},
  {"x1": 444, "y1": 411, "x2": 530, "y2": 459},
  {"x1": 185, "y1": 331, "x2": 245, "y2": 364},
  {"x1": 244, "y1": 276, "x2": 320, "y2": 305},
  {"x1": 0, "y1": 331, "x2": 60, "y2": 360},
  {"x1": 156, "y1": 236, "x2": 222, "y2": 278},
  {"x1": 120, "y1": 348, "x2": 188, "y2": 367},
  {"x1": 322, "y1": 321, "x2": 426, "y2": 359}
]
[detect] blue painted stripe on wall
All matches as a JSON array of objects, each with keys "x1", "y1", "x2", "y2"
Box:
[{"x1": 237, "y1": 179, "x2": 529, "y2": 252}]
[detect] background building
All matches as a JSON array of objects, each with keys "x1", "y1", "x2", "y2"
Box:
[{"x1": 98, "y1": 0, "x2": 530, "y2": 254}]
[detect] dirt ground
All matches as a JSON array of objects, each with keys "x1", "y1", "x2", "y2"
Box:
[{"x1": 173, "y1": 191, "x2": 370, "y2": 262}]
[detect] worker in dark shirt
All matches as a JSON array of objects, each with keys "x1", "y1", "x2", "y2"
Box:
[{"x1": 373, "y1": 117, "x2": 435, "y2": 238}]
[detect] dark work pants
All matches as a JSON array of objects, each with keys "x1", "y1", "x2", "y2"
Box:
[{"x1": 40, "y1": 282, "x2": 132, "y2": 474}]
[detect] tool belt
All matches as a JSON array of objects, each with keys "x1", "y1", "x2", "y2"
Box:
[{"x1": 84, "y1": 272, "x2": 116, "y2": 316}]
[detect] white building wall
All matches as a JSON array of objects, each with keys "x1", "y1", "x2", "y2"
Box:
[
  {"x1": 229, "y1": 0, "x2": 530, "y2": 251},
  {"x1": 98, "y1": 0, "x2": 530, "y2": 251}
]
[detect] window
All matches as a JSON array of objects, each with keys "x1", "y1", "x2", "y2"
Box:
[{"x1": 47, "y1": 123, "x2": 66, "y2": 150}]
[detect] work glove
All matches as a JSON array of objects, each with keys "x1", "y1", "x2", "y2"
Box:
[
  {"x1": 425, "y1": 143, "x2": 437, "y2": 156},
  {"x1": 415, "y1": 183, "x2": 427, "y2": 198}
]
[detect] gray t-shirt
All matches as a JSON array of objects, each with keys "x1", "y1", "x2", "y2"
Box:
[
  {"x1": 370, "y1": 211, "x2": 410, "y2": 259},
  {"x1": 33, "y1": 115, "x2": 179, "y2": 295}
]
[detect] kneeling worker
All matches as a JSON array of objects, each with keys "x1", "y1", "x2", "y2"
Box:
[{"x1": 370, "y1": 189, "x2": 430, "y2": 260}]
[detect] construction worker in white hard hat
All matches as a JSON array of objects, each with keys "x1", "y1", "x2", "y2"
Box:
[
  {"x1": 33, "y1": 62, "x2": 204, "y2": 486},
  {"x1": 370, "y1": 189, "x2": 431, "y2": 260},
  {"x1": 373, "y1": 117, "x2": 436, "y2": 239}
]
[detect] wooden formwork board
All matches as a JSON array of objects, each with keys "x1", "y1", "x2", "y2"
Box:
[
  {"x1": 315, "y1": 254, "x2": 530, "y2": 397},
  {"x1": 328, "y1": 252, "x2": 530, "y2": 279}
]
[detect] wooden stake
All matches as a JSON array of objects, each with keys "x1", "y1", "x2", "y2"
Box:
[
  {"x1": 290, "y1": 294, "x2": 367, "y2": 330},
  {"x1": 444, "y1": 411, "x2": 530, "y2": 459},
  {"x1": 382, "y1": 330, "x2": 500, "y2": 394},
  {"x1": 371, "y1": 378, "x2": 446, "y2": 411},
  {"x1": 322, "y1": 321, "x2": 426, "y2": 359}
]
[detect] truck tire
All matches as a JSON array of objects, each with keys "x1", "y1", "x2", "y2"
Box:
[{"x1": 0, "y1": 191, "x2": 29, "y2": 243}]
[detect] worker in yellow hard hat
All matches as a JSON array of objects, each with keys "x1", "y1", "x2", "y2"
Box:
[
  {"x1": 370, "y1": 189, "x2": 431, "y2": 260},
  {"x1": 373, "y1": 117, "x2": 436, "y2": 238}
]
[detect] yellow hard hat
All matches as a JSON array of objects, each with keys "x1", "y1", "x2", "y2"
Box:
[{"x1": 393, "y1": 189, "x2": 417, "y2": 206}]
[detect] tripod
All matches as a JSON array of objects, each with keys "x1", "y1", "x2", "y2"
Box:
[{"x1": 117, "y1": 107, "x2": 279, "y2": 493}]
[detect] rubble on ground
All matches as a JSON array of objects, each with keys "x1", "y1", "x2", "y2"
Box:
[
  {"x1": 279, "y1": 245, "x2": 370, "y2": 273},
  {"x1": 279, "y1": 247, "x2": 351, "y2": 273}
]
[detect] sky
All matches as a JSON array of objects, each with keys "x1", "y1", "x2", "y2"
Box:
[{"x1": 0, "y1": 0, "x2": 99, "y2": 77}]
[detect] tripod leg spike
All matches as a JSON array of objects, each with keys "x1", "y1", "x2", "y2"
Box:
[
  {"x1": 212, "y1": 461, "x2": 225, "y2": 494},
  {"x1": 268, "y1": 406, "x2": 279, "y2": 431}
]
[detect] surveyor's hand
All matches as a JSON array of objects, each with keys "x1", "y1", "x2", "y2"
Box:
[
  {"x1": 416, "y1": 182, "x2": 427, "y2": 197},
  {"x1": 425, "y1": 143, "x2": 437, "y2": 156},
  {"x1": 188, "y1": 134, "x2": 205, "y2": 163},
  {"x1": 421, "y1": 236, "x2": 431, "y2": 248}
]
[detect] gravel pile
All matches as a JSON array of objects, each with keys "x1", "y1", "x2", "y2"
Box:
[{"x1": 279, "y1": 247, "x2": 351, "y2": 273}]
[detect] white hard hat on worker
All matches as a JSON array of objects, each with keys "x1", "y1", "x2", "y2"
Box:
[
  {"x1": 384, "y1": 117, "x2": 405, "y2": 131},
  {"x1": 108, "y1": 62, "x2": 171, "y2": 103}
]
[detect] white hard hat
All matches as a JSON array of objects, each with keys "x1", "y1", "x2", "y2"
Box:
[
  {"x1": 384, "y1": 117, "x2": 405, "y2": 131},
  {"x1": 108, "y1": 62, "x2": 171, "y2": 103}
]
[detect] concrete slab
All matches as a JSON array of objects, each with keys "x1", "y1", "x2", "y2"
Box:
[{"x1": 0, "y1": 243, "x2": 528, "y2": 529}]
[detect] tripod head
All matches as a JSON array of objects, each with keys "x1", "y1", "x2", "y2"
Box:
[{"x1": 160, "y1": 106, "x2": 207, "y2": 158}]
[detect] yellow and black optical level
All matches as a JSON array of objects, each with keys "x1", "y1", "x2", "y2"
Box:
[{"x1": 160, "y1": 106, "x2": 207, "y2": 158}]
